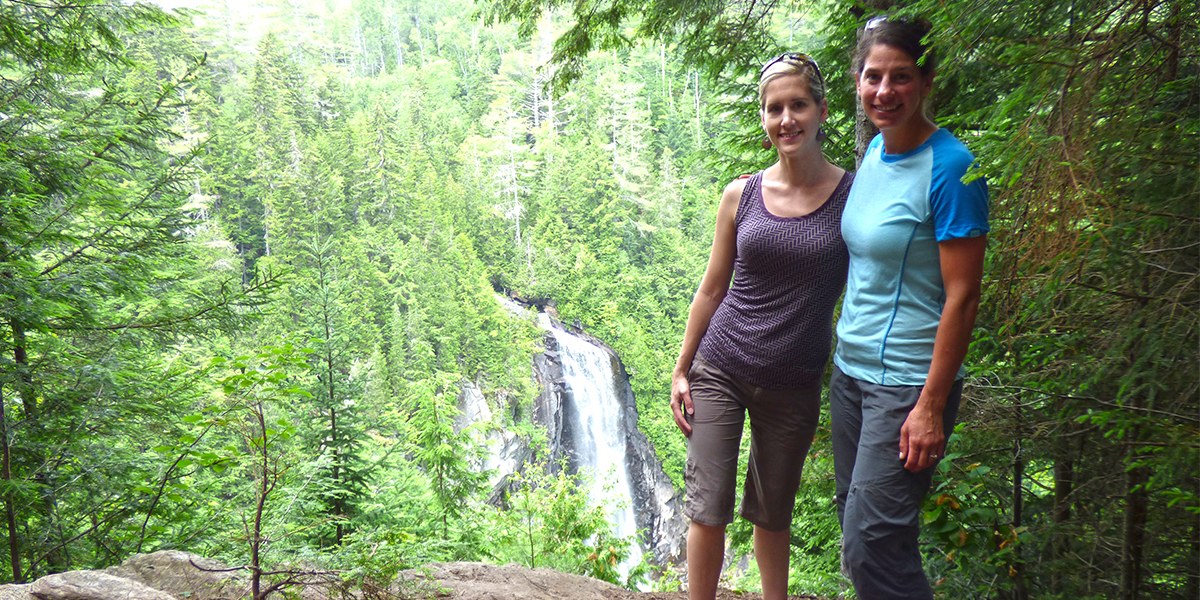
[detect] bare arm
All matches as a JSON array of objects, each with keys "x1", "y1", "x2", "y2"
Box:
[
  {"x1": 671, "y1": 180, "x2": 744, "y2": 437},
  {"x1": 899, "y1": 234, "x2": 986, "y2": 471}
]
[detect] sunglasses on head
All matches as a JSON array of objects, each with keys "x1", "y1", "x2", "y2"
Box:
[
  {"x1": 759, "y1": 52, "x2": 825, "y2": 89},
  {"x1": 865, "y1": 16, "x2": 889, "y2": 30},
  {"x1": 866, "y1": 15, "x2": 924, "y2": 30}
]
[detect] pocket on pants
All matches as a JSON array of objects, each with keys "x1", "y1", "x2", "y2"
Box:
[{"x1": 852, "y1": 472, "x2": 923, "y2": 543}]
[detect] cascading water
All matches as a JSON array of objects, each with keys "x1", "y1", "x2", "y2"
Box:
[
  {"x1": 475, "y1": 296, "x2": 687, "y2": 576},
  {"x1": 541, "y1": 316, "x2": 645, "y2": 576}
]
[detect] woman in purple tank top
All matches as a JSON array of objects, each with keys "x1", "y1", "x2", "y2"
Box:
[{"x1": 669, "y1": 53, "x2": 852, "y2": 600}]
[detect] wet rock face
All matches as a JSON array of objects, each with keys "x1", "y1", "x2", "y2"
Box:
[
  {"x1": 542, "y1": 325, "x2": 686, "y2": 566},
  {"x1": 614, "y1": 362, "x2": 687, "y2": 565},
  {"x1": 531, "y1": 339, "x2": 567, "y2": 468}
]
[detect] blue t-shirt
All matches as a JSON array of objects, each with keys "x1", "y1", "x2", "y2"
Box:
[{"x1": 834, "y1": 129, "x2": 989, "y2": 385}]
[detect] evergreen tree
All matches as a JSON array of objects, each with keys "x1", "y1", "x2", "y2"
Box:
[
  {"x1": 406, "y1": 372, "x2": 487, "y2": 543},
  {"x1": 295, "y1": 240, "x2": 373, "y2": 546},
  {"x1": 0, "y1": 0, "x2": 276, "y2": 580}
]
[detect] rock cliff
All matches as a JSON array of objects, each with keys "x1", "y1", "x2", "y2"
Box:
[{"x1": 458, "y1": 307, "x2": 686, "y2": 567}]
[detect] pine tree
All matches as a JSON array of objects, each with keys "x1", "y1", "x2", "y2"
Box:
[
  {"x1": 0, "y1": 0, "x2": 276, "y2": 580},
  {"x1": 295, "y1": 239, "x2": 373, "y2": 546}
]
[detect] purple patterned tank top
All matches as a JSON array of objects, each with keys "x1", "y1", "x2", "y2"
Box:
[{"x1": 697, "y1": 170, "x2": 853, "y2": 388}]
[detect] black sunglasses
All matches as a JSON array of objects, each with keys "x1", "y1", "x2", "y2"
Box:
[{"x1": 759, "y1": 52, "x2": 825, "y2": 89}]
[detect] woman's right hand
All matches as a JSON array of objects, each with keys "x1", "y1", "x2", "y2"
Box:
[
  {"x1": 671, "y1": 370, "x2": 694, "y2": 437},
  {"x1": 670, "y1": 178, "x2": 743, "y2": 440}
]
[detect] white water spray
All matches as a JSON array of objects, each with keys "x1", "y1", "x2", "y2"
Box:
[{"x1": 542, "y1": 318, "x2": 644, "y2": 578}]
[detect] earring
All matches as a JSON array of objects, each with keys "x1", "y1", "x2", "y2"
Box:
[
  {"x1": 817, "y1": 126, "x2": 827, "y2": 141},
  {"x1": 761, "y1": 138, "x2": 772, "y2": 150}
]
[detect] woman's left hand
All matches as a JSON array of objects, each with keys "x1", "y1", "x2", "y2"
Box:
[{"x1": 899, "y1": 399, "x2": 944, "y2": 472}]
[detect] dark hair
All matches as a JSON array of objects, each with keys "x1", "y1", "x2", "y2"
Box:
[{"x1": 853, "y1": 17, "x2": 936, "y2": 78}]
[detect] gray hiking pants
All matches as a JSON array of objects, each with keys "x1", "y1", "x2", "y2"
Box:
[{"x1": 830, "y1": 366, "x2": 962, "y2": 600}]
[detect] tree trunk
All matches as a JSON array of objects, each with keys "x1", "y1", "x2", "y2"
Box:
[
  {"x1": 1011, "y1": 434, "x2": 1028, "y2": 600},
  {"x1": 251, "y1": 399, "x2": 269, "y2": 600},
  {"x1": 1121, "y1": 287, "x2": 1152, "y2": 600},
  {"x1": 9, "y1": 321, "x2": 36, "y2": 420},
  {"x1": 1163, "y1": 0, "x2": 1180, "y2": 83},
  {"x1": 1051, "y1": 428, "x2": 1075, "y2": 595},
  {"x1": 0, "y1": 386, "x2": 21, "y2": 582},
  {"x1": 850, "y1": 1, "x2": 892, "y2": 166},
  {"x1": 1121, "y1": 455, "x2": 1148, "y2": 600},
  {"x1": 854, "y1": 107, "x2": 877, "y2": 168},
  {"x1": 320, "y1": 273, "x2": 345, "y2": 546},
  {"x1": 10, "y1": 320, "x2": 68, "y2": 575}
]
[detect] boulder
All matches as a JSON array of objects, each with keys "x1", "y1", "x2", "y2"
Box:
[
  {"x1": 398, "y1": 562, "x2": 630, "y2": 600},
  {"x1": 104, "y1": 550, "x2": 248, "y2": 600},
  {"x1": 0, "y1": 584, "x2": 31, "y2": 600},
  {"x1": 29, "y1": 571, "x2": 173, "y2": 600}
]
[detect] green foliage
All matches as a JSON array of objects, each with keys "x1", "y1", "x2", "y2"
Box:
[
  {"x1": 0, "y1": 0, "x2": 278, "y2": 580},
  {"x1": 786, "y1": 431, "x2": 844, "y2": 597},
  {"x1": 486, "y1": 460, "x2": 641, "y2": 588},
  {"x1": 210, "y1": 340, "x2": 315, "y2": 598},
  {"x1": 405, "y1": 373, "x2": 488, "y2": 541},
  {"x1": 918, "y1": 430, "x2": 1021, "y2": 596}
]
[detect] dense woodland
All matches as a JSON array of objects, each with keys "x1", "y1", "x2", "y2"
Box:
[{"x1": 0, "y1": 0, "x2": 1195, "y2": 598}]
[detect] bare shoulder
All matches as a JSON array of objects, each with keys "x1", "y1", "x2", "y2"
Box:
[
  {"x1": 718, "y1": 176, "x2": 751, "y2": 213},
  {"x1": 722, "y1": 176, "x2": 751, "y2": 199}
]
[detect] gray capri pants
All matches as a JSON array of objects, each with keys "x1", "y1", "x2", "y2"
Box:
[
  {"x1": 684, "y1": 355, "x2": 822, "y2": 532},
  {"x1": 830, "y1": 365, "x2": 963, "y2": 600}
]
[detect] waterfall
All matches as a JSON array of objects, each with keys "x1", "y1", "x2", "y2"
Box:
[
  {"x1": 467, "y1": 296, "x2": 688, "y2": 576},
  {"x1": 542, "y1": 317, "x2": 644, "y2": 575}
]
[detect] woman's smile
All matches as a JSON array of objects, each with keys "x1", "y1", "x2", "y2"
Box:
[{"x1": 857, "y1": 44, "x2": 931, "y2": 134}]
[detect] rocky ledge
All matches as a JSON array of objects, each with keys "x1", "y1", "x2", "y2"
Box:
[{"x1": 0, "y1": 551, "x2": 823, "y2": 600}]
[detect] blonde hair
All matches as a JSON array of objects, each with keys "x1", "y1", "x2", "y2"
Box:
[{"x1": 758, "y1": 56, "x2": 826, "y2": 110}]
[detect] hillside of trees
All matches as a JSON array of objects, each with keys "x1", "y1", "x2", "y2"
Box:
[{"x1": 0, "y1": 0, "x2": 1195, "y2": 598}]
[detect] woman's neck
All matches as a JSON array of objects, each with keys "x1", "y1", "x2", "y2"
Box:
[
  {"x1": 882, "y1": 118, "x2": 939, "y2": 155},
  {"x1": 773, "y1": 146, "x2": 832, "y2": 188}
]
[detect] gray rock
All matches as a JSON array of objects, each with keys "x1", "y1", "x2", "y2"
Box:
[
  {"x1": 29, "y1": 571, "x2": 173, "y2": 600},
  {"x1": 0, "y1": 583, "x2": 32, "y2": 600},
  {"x1": 399, "y1": 562, "x2": 631, "y2": 600},
  {"x1": 104, "y1": 550, "x2": 247, "y2": 600}
]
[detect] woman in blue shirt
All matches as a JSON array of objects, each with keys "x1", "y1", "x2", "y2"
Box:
[{"x1": 831, "y1": 17, "x2": 989, "y2": 600}]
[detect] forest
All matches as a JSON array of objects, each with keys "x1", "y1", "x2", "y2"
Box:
[{"x1": 0, "y1": 0, "x2": 1195, "y2": 598}]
